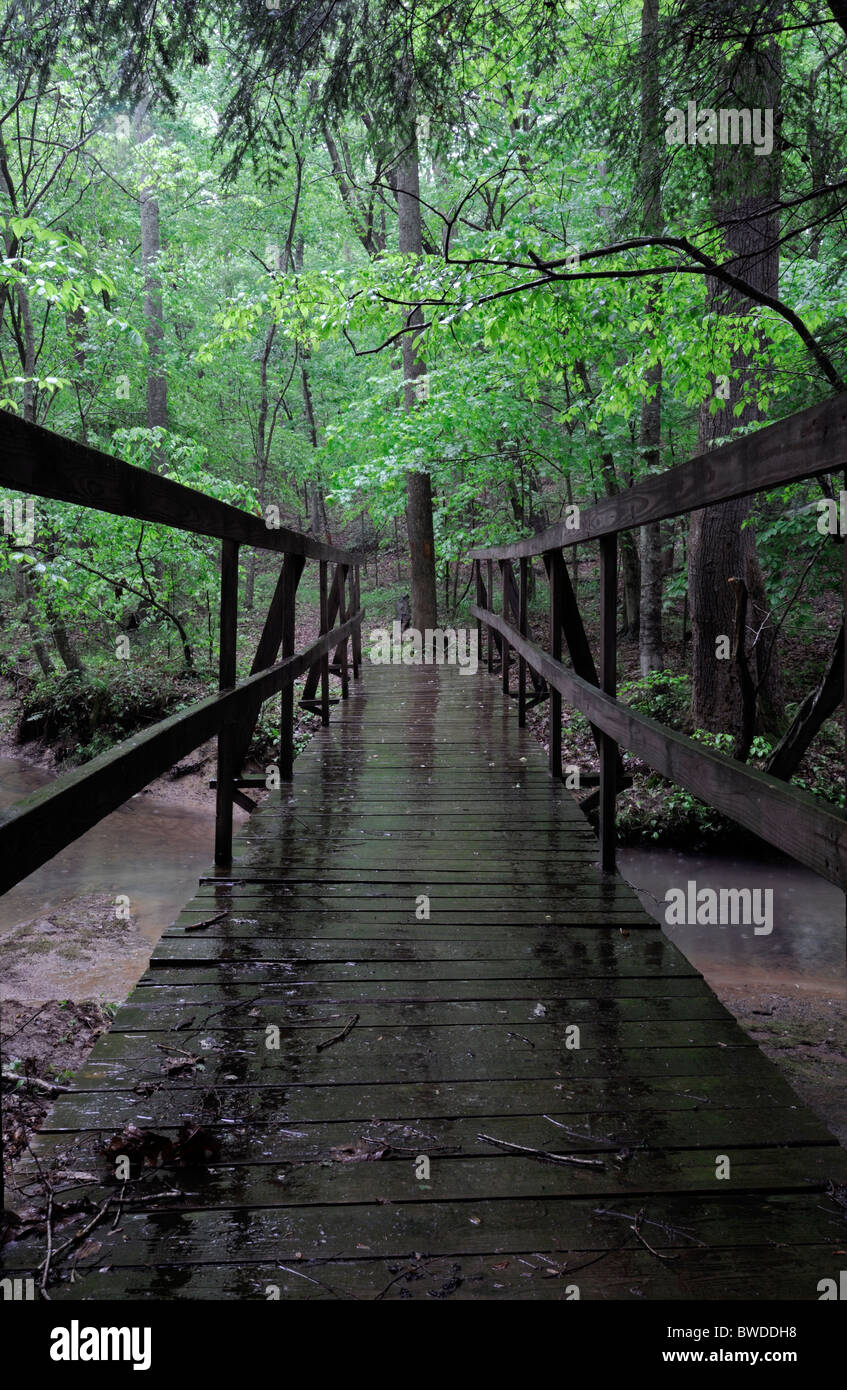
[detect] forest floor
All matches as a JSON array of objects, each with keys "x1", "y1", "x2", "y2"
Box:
[{"x1": 2, "y1": 999, "x2": 114, "y2": 1188}]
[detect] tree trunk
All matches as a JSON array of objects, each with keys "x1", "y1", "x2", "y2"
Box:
[
  {"x1": 17, "y1": 284, "x2": 36, "y2": 423},
  {"x1": 639, "y1": 509, "x2": 663, "y2": 672},
  {"x1": 601, "y1": 453, "x2": 639, "y2": 637},
  {"x1": 689, "y1": 15, "x2": 784, "y2": 735},
  {"x1": 134, "y1": 97, "x2": 167, "y2": 441},
  {"x1": 45, "y1": 599, "x2": 85, "y2": 674},
  {"x1": 620, "y1": 536, "x2": 641, "y2": 640},
  {"x1": 246, "y1": 319, "x2": 278, "y2": 611},
  {"x1": 13, "y1": 565, "x2": 54, "y2": 676},
  {"x1": 765, "y1": 622, "x2": 843, "y2": 781},
  {"x1": 299, "y1": 359, "x2": 329, "y2": 539},
  {"x1": 395, "y1": 66, "x2": 437, "y2": 631},
  {"x1": 638, "y1": 0, "x2": 664, "y2": 675}
]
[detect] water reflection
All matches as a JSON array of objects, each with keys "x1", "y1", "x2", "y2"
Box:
[{"x1": 619, "y1": 844, "x2": 845, "y2": 992}]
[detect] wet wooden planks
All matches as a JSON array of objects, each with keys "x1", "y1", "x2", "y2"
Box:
[{"x1": 3, "y1": 663, "x2": 846, "y2": 1300}]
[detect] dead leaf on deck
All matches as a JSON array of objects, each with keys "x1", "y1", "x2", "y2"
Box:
[
  {"x1": 103, "y1": 1124, "x2": 174, "y2": 1168},
  {"x1": 75, "y1": 1239, "x2": 102, "y2": 1262},
  {"x1": 175, "y1": 1123, "x2": 221, "y2": 1164},
  {"x1": 330, "y1": 1140, "x2": 390, "y2": 1163},
  {"x1": 161, "y1": 1053, "x2": 201, "y2": 1076}
]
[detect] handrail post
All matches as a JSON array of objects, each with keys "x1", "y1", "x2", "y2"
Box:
[
  {"x1": 486, "y1": 559, "x2": 494, "y2": 672},
  {"x1": 280, "y1": 553, "x2": 305, "y2": 780},
  {"x1": 215, "y1": 539, "x2": 239, "y2": 865},
  {"x1": 599, "y1": 533, "x2": 618, "y2": 872},
  {"x1": 501, "y1": 560, "x2": 512, "y2": 695},
  {"x1": 547, "y1": 549, "x2": 562, "y2": 780},
  {"x1": 474, "y1": 560, "x2": 483, "y2": 666},
  {"x1": 319, "y1": 560, "x2": 330, "y2": 725},
  {"x1": 518, "y1": 557, "x2": 528, "y2": 727},
  {"x1": 338, "y1": 564, "x2": 350, "y2": 699},
  {"x1": 352, "y1": 563, "x2": 362, "y2": 678}
]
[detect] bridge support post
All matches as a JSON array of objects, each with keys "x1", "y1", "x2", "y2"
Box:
[
  {"x1": 518, "y1": 558, "x2": 528, "y2": 727},
  {"x1": 352, "y1": 564, "x2": 362, "y2": 678},
  {"x1": 319, "y1": 561, "x2": 330, "y2": 726},
  {"x1": 215, "y1": 539, "x2": 239, "y2": 866},
  {"x1": 338, "y1": 564, "x2": 350, "y2": 699},
  {"x1": 501, "y1": 560, "x2": 512, "y2": 695},
  {"x1": 474, "y1": 561, "x2": 484, "y2": 667},
  {"x1": 280, "y1": 553, "x2": 305, "y2": 780},
  {"x1": 486, "y1": 560, "x2": 494, "y2": 672},
  {"x1": 599, "y1": 533, "x2": 618, "y2": 872},
  {"x1": 547, "y1": 548, "x2": 563, "y2": 779}
]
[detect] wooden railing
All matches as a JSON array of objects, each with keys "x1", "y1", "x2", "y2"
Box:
[
  {"x1": 470, "y1": 392, "x2": 847, "y2": 891},
  {"x1": 0, "y1": 412, "x2": 364, "y2": 893}
]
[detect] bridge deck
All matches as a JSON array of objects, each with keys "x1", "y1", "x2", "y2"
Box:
[{"x1": 4, "y1": 664, "x2": 846, "y2": 1299}]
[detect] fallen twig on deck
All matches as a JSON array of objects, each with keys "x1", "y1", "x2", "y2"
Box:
[
  {"x1": 40, "y1": 1190, "x2": 54, "y2": 1297},
  {"x1": 189, "y1": 993, "x2": 265, "y2": 1029},
  {"x1": 38, "y1": 1196, "x2": 114, "y2": 1276},
  {"x1": 631, "y1": 1206, "x2": 678, "y2": 1262},
  {"x1": 183, "y1": 910, "x2": 229, "y2": 932},
  {"x1": 316, "y1": 1014, "x2": 359, "y2": 1052},
  {"x1": 111, "y1": 1182, "x2": 127, "y2": 1231},
  {"x1": 593, "y1": 1205, "x2": 705, "y2": 1247},
  {"x1": 477, "y1": 1133, "x2": 605, "y2": 1169},
  {"x1": 542, "y1": 1115, "x2": 619, "y2": 1147},
  {"x1": 276, "y1": 1263, "x2": 355, "y2": 1299}
]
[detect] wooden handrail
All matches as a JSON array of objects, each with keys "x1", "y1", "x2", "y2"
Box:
[
  {"x1": 469, "y1": 391, "x2": 846, "y2": 887},
  {"x1": 0, "y1": 410, "x2": 358, "y2": 565},
  {"x1": 473, "y1": 603, "x2": 847, "y2": 890},
  {"x1": 471, "y1": 392, "x2": 847, "y2": 560},
  {"x1": 0, "y1": 610, "x2": 363, "y2": 895},
  {"x1": 0, "y1": 414, "x2": 367, "y2": 883}
]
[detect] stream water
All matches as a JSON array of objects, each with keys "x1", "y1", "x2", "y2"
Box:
[
  {"x1": 0, "y1": 756, "x2": 215, "y2": 1000},
  {"x1": 1, "y1": 755, "x2": 844, "y2": 1002},
  {"x1": 619, "y1": 845, "x2": 845, "y2": 995}
]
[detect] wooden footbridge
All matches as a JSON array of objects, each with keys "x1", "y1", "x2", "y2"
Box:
[{"x1": 1, "y1": 398, "x2": 846, "y2": 1300}]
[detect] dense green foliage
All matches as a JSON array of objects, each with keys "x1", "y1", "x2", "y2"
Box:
[{"x1": 1, "y1": 1, "x2": 845, "y2": 795}]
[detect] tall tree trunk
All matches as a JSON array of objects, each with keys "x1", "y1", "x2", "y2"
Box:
[
  {"x1": 601, "y1": 453, "x2": 640, "y2": 636},
  {"x1": 14, "y1": 288, "x2": 85, "y2": 673},
  {"x1": 45, "y1": 597, "x2": 85, "y2": 674},
  {"x1": 67, "y1": 303, "x2": 89, "y2": 443},
  {"x1": 246, "y1": 320, "x2": 277, "y2": 611},
  {"x1": 395, "y1": 65, "x2": 437, "y2": 630},
  {"x1": 12, "y1": 564, "x2": 54, "y2": 676},
  {"x1": 300, "y1": 359, "x2": 329, "y2": 539},
  {"x1": 134, "y1": 97, "x2": 167, "y2": 441},
  {"x1": 17, "y1": 283, "x2": 36, "y2": 423},
  {"x1": 689, "y1": 14, "x2": 785, "y2": 735},
  {"x1": 638, "y1": 0, "x2": 664, "y2": 675}
]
